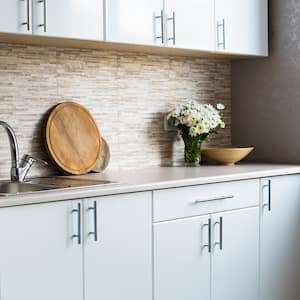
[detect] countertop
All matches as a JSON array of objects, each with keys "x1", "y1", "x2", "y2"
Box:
[{"x1": 1, "y1": 163, "x2": 300, "y2": 208}]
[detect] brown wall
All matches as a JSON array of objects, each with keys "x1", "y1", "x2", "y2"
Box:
[{"x1": 232, "y1": 0, "x2": 300, "y2": 163}]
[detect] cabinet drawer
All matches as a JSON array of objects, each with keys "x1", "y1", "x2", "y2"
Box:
[{"x1": 153, "y1": 179, "x2": 259, "y2": 222}]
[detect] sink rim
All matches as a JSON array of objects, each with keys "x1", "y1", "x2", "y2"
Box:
[
  {"x1": 0, "y1": 181, "x2": 61, "y2": 197},
  {"x1": 0, "y1": 177, "x2": 120, "y2": 197}
]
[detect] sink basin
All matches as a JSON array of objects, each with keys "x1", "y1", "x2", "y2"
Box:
[
  {"x1": 0, "y1": 182, "x2": 58, "y2": 196},
  {"x1": 27, "y1": 177, "x2": 117, "y2": 188},
  {"x1": 0, "y1": 177, "x2": 118, "y2": 197}
]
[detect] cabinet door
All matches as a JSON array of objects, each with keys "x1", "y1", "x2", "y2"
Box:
[
  {"x1": 0, "y1": 0, "x2": 32, "y2": 34},
  {"x1": 154, "y1": 215, "x2": 211, "y2": 300},
  {"x1": 212, "y1": 207, "x2": 259, "y2": 300},
  {"x1": 215, "y1": 0, "x2": 268, "y2": 55},
  {"x1": 84, "y1": 192, "x2": 152, "y2": 300},
  {"x1": 32, "y1": 0, "x2": 103, "y2": 40},
  {"x1": 106, "y1": 0, "x2": 163, "y2": 45},
  {"x1": 0, "y1": 201, "x2": 83, "y2": 300},
  {"x1": 164, "y1": 0, "x2": 214, "y2": 50},
  {"x1": 260, "y1": 175, "x2": 300, "y2": 300}
]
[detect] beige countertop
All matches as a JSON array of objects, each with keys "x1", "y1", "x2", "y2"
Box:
[{"x1": 1, "y1": 163, "x2": 300, "y2": 208}]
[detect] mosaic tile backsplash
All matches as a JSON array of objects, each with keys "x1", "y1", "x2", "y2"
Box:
[{"x1": 0, "y1": 43, "x2": 231, "y2": 179}]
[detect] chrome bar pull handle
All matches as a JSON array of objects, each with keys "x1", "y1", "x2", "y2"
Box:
[
  {"x1": 222, "y1": 19, "x2": 226, "y2": 50},
  {"x1": 88, "y1": 201, "x2": 98, "y2": 242},
  {"x1": 217, "y1": 20, "x2": 222, "y2": 49},
  {"x1": 214, "y1": 217, "x2": 223, "y2": 250},
  {"x1": 21, "y1": 0, "x2": 30, "y2": 31},
  {"x1": 167, "y1": 12, "x2": 176, "y2": 45},
  {"x1": 202, "y1": 218, "x2": 212, "y2": 253},
  {"x1": 38, "y1": 0, "x2": 46, "y2": 32},
  {"x1": 154, "y1": 10, "x2": 164, "y2": 44},
  {"x1": 71, "y1": 203, "x2": 81, "y2": 245},
  {"x1": 217, "y1": 19, "x2": 225, "y2": 50},
  {"x1": 262, "y1": 180, "x2": 271, "y2": 211},
  {"x1": 194, "y1": 195, "x2": 234, "y2": 204}
]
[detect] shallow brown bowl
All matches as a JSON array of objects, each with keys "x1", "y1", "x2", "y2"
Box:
[{"x1": 202, "y1": 147, "x2": 254, "y2": 165}]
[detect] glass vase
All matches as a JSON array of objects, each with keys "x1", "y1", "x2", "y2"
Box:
[{"x1": 183, "y1": 137, "x2": 202, "y2": 166}]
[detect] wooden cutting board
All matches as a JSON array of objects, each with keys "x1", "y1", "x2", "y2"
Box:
[{"x1": 46, "y1": 102, "x2": 102, "y2": 175}]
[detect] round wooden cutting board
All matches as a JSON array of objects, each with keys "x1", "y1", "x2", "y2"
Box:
[{"x1": 46, "y1": 102, "x2": 102, "y2": 175}]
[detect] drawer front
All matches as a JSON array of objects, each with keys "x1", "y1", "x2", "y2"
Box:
[{"x1": 153, "y1": 179, "x2": 260, "y2": 222}]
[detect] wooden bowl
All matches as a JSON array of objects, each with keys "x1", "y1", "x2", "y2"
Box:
[{"x1": 202, "y1": 147, "x2": 254, "y2": 165}]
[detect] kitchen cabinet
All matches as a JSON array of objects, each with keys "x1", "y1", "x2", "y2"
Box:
[
  {"x1": 0, "y1": 201, "x2": 83, "y2": 300},
  {"x1": 0, "y1": 0, "x2": 32, "y2": 34},
  {"x1": 154, "y1": 215, "x2": 211, "y2": 300},
  {"x1": 215, "y1": 0, "x2": 268, "y2": 56},
  {"x1": 164, "y1": 0, "x2": 214, "y2": 50},
  {"x1": 212, "y1": 208, "x2": 259, "y2": 300},
  {"x1": 0, "y1": 192, "x2": 152, "y2": 300},
  {"x1": 84, "y1": 192, "x2": 152, "y2": 300},
  {"x1": 0, "y1": 0, "x2": 269, "y2": 57},
  {"x1": 154, "y1": 181, "x2": 260, "y2": 300},
  {"x1": 106, "y1": 0, "x2": 214, "y2": 51},
  {"x1": 32, "y1": 0, "x2": 103, "y2": 40},
  {"x1": 1, "y1": 173, "x2": 299, "y2": 300},
  {"x1": 260, "y1": 175, "x2": 300, "y2": 300},
  {"x1": 106, "y1": 0, "x2": 163, "y2": 45}
]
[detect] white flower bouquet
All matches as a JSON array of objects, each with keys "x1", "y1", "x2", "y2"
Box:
[{"x1": 167, "y1": 101, "x2": 225, "y2": 164}]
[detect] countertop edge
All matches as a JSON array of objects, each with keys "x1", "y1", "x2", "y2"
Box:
[{"x1": 0, "y1": 165, "x2": 300, "y2": 208}]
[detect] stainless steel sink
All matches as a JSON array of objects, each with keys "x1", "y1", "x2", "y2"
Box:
[
  {"x1": 27, "y1": 177, "x2": 117, "y2": 188},
  {"x1": 0, "y1": 182, "x2": 58, "y2": 196},
  {"x1": 0, "y1": 177, "x2": 118, "y2": 197}
]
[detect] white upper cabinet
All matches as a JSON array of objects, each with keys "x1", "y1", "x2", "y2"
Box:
[
  {"x1": 0, "y1": 0, "x2": 32, "y2": 34},
  {"x1": 106, "y1": 0, "x2": 163, "y2": 45},
  {"x1": 0, "y1": 201, "x2": 83, "y2": 300},
  {"x1": 32, "y1": 0, "x2": 104, "y2": 40},
  {"x1": 0, "y1": 0, "x2": 269, "y2": 57},
  {"x1": 215, "y1": 0, "x2": 268, "y2": 56},
  {"x1": 84, "y1": 192, "x2": 152, "y2": 300},
  {"x1": 164, "y1": 0, "x2": 214, "y2": 51}
]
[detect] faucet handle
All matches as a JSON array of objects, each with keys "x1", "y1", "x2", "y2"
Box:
[
  {"x1": 21, "y1": 154, "x2": 48, "y2": 166},
  {"x1": 18, "y1": 154, "x2": 48, "y2": 182}
]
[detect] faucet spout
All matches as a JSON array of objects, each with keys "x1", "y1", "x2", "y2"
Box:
[{"x1": 0, "y1": 121, "x2": 20, "y2": 181}]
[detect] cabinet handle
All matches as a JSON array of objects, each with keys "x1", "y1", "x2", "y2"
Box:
[
  {"x1": 194, "y1": 195, "x2": 234, "y2": 204},
  {"x1": 214, "y1": 217, "x2": 223, "y2": 250},
  {"x1": 154, "y1": 10, "x2": 164, "y2": 44},
  {"x1": 88, "y1": 201, "x2": 98, "y2": 242},
  {"x1": 222, "y1": 19, "x2": 226, "y2": 49},
  {"x1": 203, "y1": 218, "x2": 212, "y2": 253},
  {"x1": 21, "y1": 0, "x2": 30, "y2": 31},
  {"x1": 71, "y1": 203, "x2": 81, "y2": 245},
  {"x1": 262, "y1": 180, "x2": 271, "y2": 211},
  {"x1": 166, "y1": 12, "x2": 176, "y2": 45},
  {"x1": 37, "y1": 0, "x2": 47, "y2": 32},
  {"x1": 217, "y1": 19, "x2": 226, "y2": 50}
]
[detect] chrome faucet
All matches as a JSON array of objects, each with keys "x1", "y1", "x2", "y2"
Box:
[{"x1": 0, "y1": 121, "x2": 48, "y2": 182}]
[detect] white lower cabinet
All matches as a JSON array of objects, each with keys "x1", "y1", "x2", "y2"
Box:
[
  {"x1": 154, "y1": 215, "x2": 211, "y2": 300},
  {"x1": 260, "y1": 175, "x2": 300, "y2": 300},
  {"x1": 0, "y1": 192, "x2": 152, "y2": 300},
  {"x1": 84, "y1": 192, "x2": 152, "y2": 300},
  {"x1": 0, "y1": 200, "x2": 83, "y2": 300},
  {"x1": 212, "y1": 208, "x2": 259, "y2": 300},
  {"x1": 1, "y1": 174, "x2": 300, "y2": 300},
  {"x1": 154, "y1": 192, "x2": 260, "y2": 300}
]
